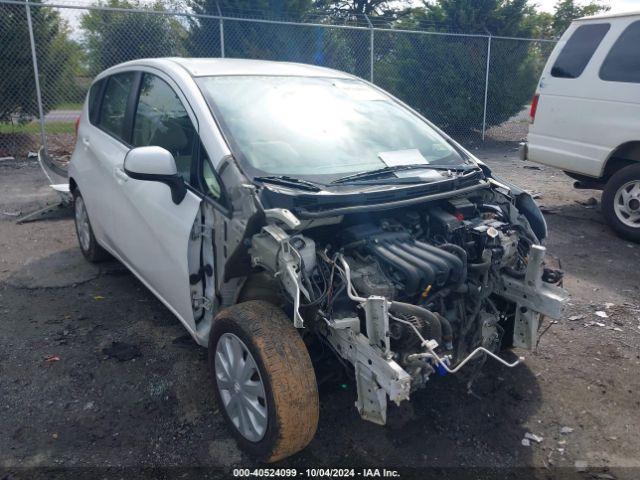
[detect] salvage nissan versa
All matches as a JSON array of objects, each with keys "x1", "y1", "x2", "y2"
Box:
[{"x1": 69, "y1": 58, "x2": 568, "y2": 462}]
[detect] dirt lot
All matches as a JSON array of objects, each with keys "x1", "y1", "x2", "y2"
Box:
[{"x1": 1, "y1": 144, "x2": 639, "y2": 479}]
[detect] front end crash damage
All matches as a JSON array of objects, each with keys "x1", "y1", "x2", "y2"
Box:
[{"x1": 212, "y1": 161, "x2": 569, "y2": 426}]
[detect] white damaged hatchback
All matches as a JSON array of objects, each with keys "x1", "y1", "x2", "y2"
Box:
[{"x1": 70, "y1": 58, "x2": 568, "y2": 462}]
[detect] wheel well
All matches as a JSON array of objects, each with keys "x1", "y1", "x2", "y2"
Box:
[
  {"x1": 69, "y1": 177, "x2": 78, "y2": 194},
  {"x1": 236, "y1": 272, "x2": 280, "y2": 304},
  {"x1": 603, "y1": 142, "x2": 640, "y2": 180}
]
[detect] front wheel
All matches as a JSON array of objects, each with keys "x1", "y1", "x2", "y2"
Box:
[
  {"x1": 602, "y1": 164, "x2": 640, "y2": 242},
  {"x1": 209, "y1": 300, "x2": 319, "y2": 462}
]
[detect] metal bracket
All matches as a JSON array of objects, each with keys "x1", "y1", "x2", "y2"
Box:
[
  {"x1": 364, "y1": 296, "x2": 390, "y2": 356},
  {"x1": 498, "y1": 245, "x2": 569, "y2": 350},
  {"x1": 325, "y1": 324, "x2": 411, "y2": 424},
  {"x1": 277, "y1": 241, "x2": 309, "y2": 328},
  {"x1": 191, "y1": 223, "x2": 215, "y2": 240},
  {"x1": 191, "y1": 295, "x2": 213, "y2": 312},
  {"x1": 355, "y1": 361, "x2": 387, "y2": 425}
]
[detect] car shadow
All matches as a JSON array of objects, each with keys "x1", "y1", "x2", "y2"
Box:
[{"x1": 290, "y1": 349, "x2": 541, "y2": 469}]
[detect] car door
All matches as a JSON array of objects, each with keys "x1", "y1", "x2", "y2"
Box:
[
  {"x1": 110, "y1": 71, "x2": 202, "y2": 335},
  {"x1": 76, "y1": 72, "x2": 136, "y2": 249}
]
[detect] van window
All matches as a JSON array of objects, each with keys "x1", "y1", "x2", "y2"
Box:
[
  {"x1": 551, "y1": 23, "x2": 610, "y2": 79},
  {"x1": 98, "y1": 72, "x2": 136, "y2": 141},
  {"x1": 600, "y1": 20, "x2": 640, "y2": 83},
  {"x1": 132, "y1": 74, "x2": 197, "y2": 183}
]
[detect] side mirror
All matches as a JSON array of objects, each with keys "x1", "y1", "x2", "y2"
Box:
[{"x1": 123, "y1": 146, "x2": 187, "y2": 204}]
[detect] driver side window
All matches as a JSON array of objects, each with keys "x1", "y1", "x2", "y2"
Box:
[{"x1": 132, "y1": 74, "x2": 196, "y2": 183}]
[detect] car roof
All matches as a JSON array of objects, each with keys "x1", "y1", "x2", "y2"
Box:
[
  {"x1": 576, "y1": 10, "x2": 640, "y2": 21},
  {"x1": 103, "y1": 57, "x2": 356, "y2": 79}
]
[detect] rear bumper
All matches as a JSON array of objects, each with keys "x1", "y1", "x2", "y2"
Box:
[{"x1": 519, "y1": 142, "x2": 528, "y2": 161}]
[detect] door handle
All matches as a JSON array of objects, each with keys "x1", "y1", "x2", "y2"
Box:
[
  {"x1": 81, "y1": 137, "x2": 90, "y2": 147},
  {"x1": 114, "y1": 167, "x2": 129, "y2": 183}
]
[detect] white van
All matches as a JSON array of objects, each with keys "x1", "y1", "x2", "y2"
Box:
[{"x1": 522, "y1": 11, "x2": 640, "y2": 241}]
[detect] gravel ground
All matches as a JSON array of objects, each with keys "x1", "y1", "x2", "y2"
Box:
[{"x1": 1, "y1": 145, "x2": 639, "y2": 479}]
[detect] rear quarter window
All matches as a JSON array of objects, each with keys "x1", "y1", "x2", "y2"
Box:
[
  {"x1": 87, "y1": 79, "x2": 104, "y2": 124},
  {"x1": 600, "y1": 20, "x2": 640, "y2": 83},
  {"x1": 551, "y1": 23, "x2": 610, "y2": 79},
  {"x1": 97, "y1": 72, "x2": 136, "y2": 142}
]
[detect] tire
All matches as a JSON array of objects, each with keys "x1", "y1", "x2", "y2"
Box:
[
  {"x1": 73, "y1": 190, "x2": 110, "y2": 262},
  {"x1": 209, "y1": 300, "x2": 319, "y2": 462},
  {"x1": 602, "y1": 163, "x2": 640, "y2": 242}
]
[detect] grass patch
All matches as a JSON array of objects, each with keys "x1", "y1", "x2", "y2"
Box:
[{"x1": 0, "y1": 121, "x2": 75, "y2": 135}]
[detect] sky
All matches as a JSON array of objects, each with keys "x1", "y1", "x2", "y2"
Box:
[{"x1": 534, "y1": 0, "x2": 640, "y2": 14}]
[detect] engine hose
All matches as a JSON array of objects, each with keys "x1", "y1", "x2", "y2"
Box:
[
  {"x1": 438, "y1": 243, "x2": 468, "y2": 288},
  {"x1": 388, "y1": 301, "x2": 442, "y2": 345},
  {"x1": 436, "y1": 313, "x2": 454, "y2": 350}
]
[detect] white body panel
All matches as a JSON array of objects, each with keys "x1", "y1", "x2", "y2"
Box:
[{"x1": 527, "y1": 13, "x2": 640, "y2": 178}]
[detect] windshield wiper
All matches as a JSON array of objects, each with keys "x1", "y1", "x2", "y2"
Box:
[
  {"x1": 330, "y1": 164, "x2": 477, "y2": 184},
  {"x1": 254, "y1": 175, "x2": 324, "y2": 192}
]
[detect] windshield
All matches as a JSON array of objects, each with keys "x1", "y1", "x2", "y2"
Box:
[{"x1": 197, "y1": 75, "x2": 467, "y2": 180}]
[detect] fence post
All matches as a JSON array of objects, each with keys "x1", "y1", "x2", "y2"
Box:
[
  {"x1": 216, "y1": 1, "x2": 225, "y2": 58},
  {"x1": 25, "y1": 0, "x2": 48, "y2": 156},
  {"x1": 481, "y1": 34, "x2": 492, "y2": 142},
  {"x1": 364, "y1": 14, "x2": 374, "y2": 82}
]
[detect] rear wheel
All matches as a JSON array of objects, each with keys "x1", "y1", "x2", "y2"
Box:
[
  {"x1": 209, "y1": 300, "x2": 319, "y2": 462},
  {"x1": 602, "y1": 164, "x2": 640, "y2": 242},
  {"x1": 73, "y1": 190, "x2": 110, "y2": 262}
]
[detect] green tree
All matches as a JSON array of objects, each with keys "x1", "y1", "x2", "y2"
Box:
[
  {"x1": 552, "y1": 0, "x2": 609, "y2": 36},
  {"x1": 313, "y1": 0, "x2": 392, "y2": 14},
  {"x1": 375, "y1": 0, "x2": 552, "y2": 138},
  {"x1": 187, "y1": 0, "x2": 313, "y2": 58},
  {"x1": 81, "y1": 0, "x2": 187, "y2": 75},
  {"x1": 0, "y1": 1, "x2": 78, "y2": 122}
]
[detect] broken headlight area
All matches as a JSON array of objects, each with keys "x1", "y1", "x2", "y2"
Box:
[{"x1": 247, "y1": 186, "x2": 568, "y2": 425}]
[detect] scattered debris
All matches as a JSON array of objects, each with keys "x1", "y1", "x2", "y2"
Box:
[
  {"x1": 523, "y1": 165, "x2": 541, "y2": 170},
  {"x1": 593, "y1": 474, "x2": 616, "y2": 480},
  {"x1": 574, "y1": 460, "x2": 588, "y2": 472},
  {"x1": 612, "y1": 327, "x2": 623, "y2": 332},
  {"x1": 604, "y1": 302, "x2": 615, "y2": 309},
  {"x1": 560, "y1": 426, "x2": 574, "y2": 434},
  {"x1": 0, "y1": 156, "x2": 16, "y2": 162},
  {"x1": 524, "y1": 432, "x2": 544, "y2": 443},
  {"x1": 569, "y1": 314, "x2": 586, "y2": 321},
  {"x1": 521, "y1": 438, "x2": 531, "y2": 447},
  {"x1": 44, "y1": 355, "x2": 60, "y2": 363},
  {"x1": 93, "y1": 295, "x2": 105, "y2": 300},
  {"x1": 1, "y1": 210, "x2": 21, "y2": 217},
  {"x1": 595, "y1": 311, "x2": 609, "y2": 318},
  {"x1": 576, "y1": 197, "x2": 598, "y2": 207},
  {"x1": 102, "y1": 342, "x2": 141, "y2": 361}
]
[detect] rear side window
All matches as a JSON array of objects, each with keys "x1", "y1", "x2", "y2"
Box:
[
  {"x1": 600, "y1": 20, "x2": 640, "y2": 83},
  {"x1": 551, "y1": 23, "x2": 610, "y2": 79},
  {"x1": 87, "y1": 79, "x2": 104, "y2": 124},
  {"x1": 97, "y1": 72, "x2": 136, "y2": 141}
]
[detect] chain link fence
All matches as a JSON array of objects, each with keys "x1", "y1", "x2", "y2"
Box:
[{"x1": 0, "y1": 0, "x2": 556, "y2": 162}]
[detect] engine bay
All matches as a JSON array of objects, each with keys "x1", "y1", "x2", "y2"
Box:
[{"x1": 246, "y1": 185, "x2": 568, "y2": 424}]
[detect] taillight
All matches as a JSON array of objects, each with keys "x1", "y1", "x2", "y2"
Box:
[
  {"x1": 530, "y1": 94, "x2": 539, "y2": 123},
  {"x1": 75, "y1": 116, "x2": 80, "y2": 137}
]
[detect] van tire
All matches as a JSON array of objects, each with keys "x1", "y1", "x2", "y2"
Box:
[
  {"x1": 73, "y1": 190, "x2": 110, "y2": 262},
  {"x1": 209, "y1": 300, "x2": 319, "y2": 462},
  {"x1": 602, "y1": 163, "x2": 640, "y2": 242}
]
